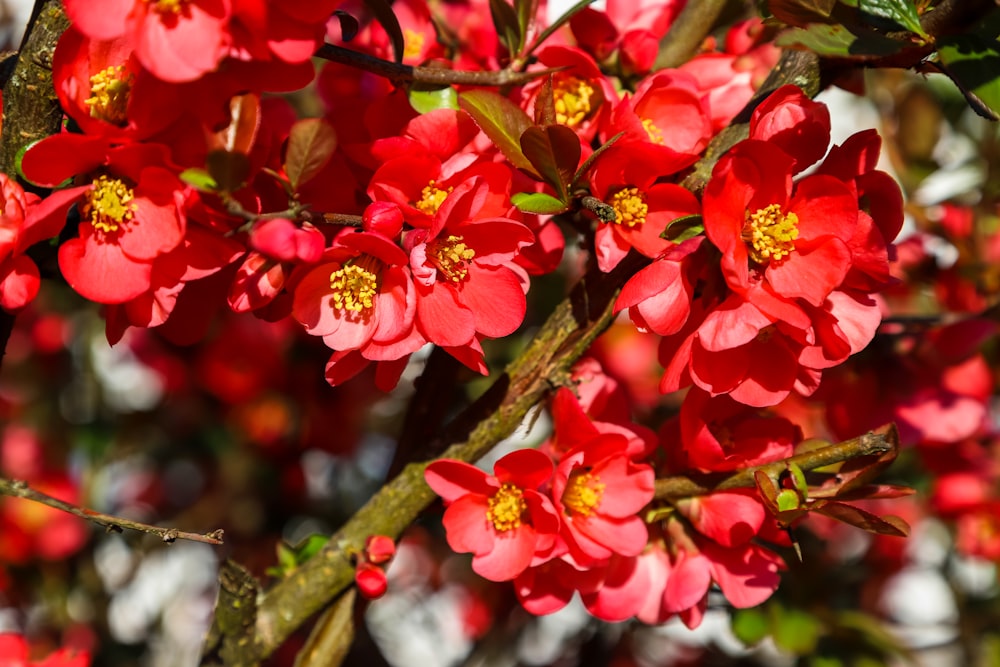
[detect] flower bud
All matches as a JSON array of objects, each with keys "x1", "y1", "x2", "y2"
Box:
[
  {"x1": 364, "y1": 534, "x2": 396, "y2": 565},
  {"x1": 355, "y1": 562, "x2": 388, "y2": 599},
  {"x1": 362, "y1": 202, "x2": 403, "y2": 238}
]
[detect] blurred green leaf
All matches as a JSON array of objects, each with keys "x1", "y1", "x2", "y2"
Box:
[
  {"x1": 490, "y1": 0, "x2": 521, "y2": 56},
  {"x1": 732, "y1": 608, "x2": 770, "y2": 646},
  {"x1": 937, "y1": 36, "x2": 1000, "y2": 120},
  {"x1": 771, "y1": 604, "x2": 822, "y2": 654},
  {"x1": 776, "y1": 23, "x2": 904, "y2": 57},
  {"x1": 409, "y1": 85, "x2": 459, "y2": 114},
  {"x1": 511, "y1": 191, "x2": 568, "y2": 214},
  {"x1": 179, "y1": 167, "x2": 218, "y2": 192},
  {"x1": 777, "y1": 489, "x2": 801, "y2": 512}
]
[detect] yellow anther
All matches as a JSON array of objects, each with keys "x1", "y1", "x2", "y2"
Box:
[
  {"x1": 145, "y1": 0, "x2": 186, "y2": 14},
  {"x1": 329, "y1": 262, "x2": 379, "y2": 314},
  {"x1": 429, "y1": 234, "x2": 475, "y2": 282},
  {"x1": 553, "y1": 76, "x2": 596, "y2": 128},
  {"x1": 83, "y1": 175, "x2": 136, "y2": 234},
  {"x1": 642, "y1": 118, "x2": 665, "y2": 145},
  {"x1": 403, "y1": 28, "x2": 425, "y2": 61},
  {"x1": 85, "y1": 65, "x2": 133, "y2": 126},
  {"x1": 416, "y1": 180, "x2": 452, "y2": 216},
  {"x1": 562, "y1": 469, "x2": 605, "y2": 517},
  {"x1": 488, "y1": 483, "x2": 527, "y2": 532},
  {"x1": 609, "y1": 187, "x2": 648, "y2": 228},
  {"x1": 743, "y1": 204, "x2": 799, "y2": 264}
]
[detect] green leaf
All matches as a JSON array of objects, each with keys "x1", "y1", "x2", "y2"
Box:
[
  {"x1": 409, "y1": 85, "x2": 459, "y2": 114},
  {"x1": 777, "y1": 489, "x2": 801, "y2": 513},
  {"x1": 520, "y1": 125, "x2": 580, "y2": 200},
  {"x1": 511, "y1": 191, "x2": 569, "y2": 214},
  {"x1": 732, "y1": 608, "x2": 770, "y2": 646},
  {"x1": 458, "y1": 90, "x2": 537, "y2": 176},
  {"x1": 859, "y1": 0, "x2": 927, "y2": 37},
  {"x1": 285, "y1": 118, "x2": 338, "y2": 191},
  {"x1": 937, "y1": 35, "x2": 1000, "y2": 120},
  {"x1": 775, "y1": 23, "x2": 904, "y2": 57},
  {"x1": 788, "y1": 462, "x2": 809, "y2": 498},
  {"x1": 515, "y1": 0, "x2": 540, "y2": 55},
  {"x1": 295, "y1": 534, "x2": 331, "y2": 562},
  {"x1": 661, "y1": 214, "x2": 704, "y2": 243},
  {"x1": 771, "y1": 605, "x2": 822, "y2": 654}
]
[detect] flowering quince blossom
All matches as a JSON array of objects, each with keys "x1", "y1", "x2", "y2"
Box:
[
  {"x1": 588, "y1": 141, "x2": 701, "y2": 271},
  {"x1": 21, "y1": 139, "x2": 187, "y2": 305},
  {"x1": 292, "y1": 226, "x2": 424, "y2": 389},
  {"x1": 405, "y1": 178, "x2": 534, "y2": 368},
  {"x1": 424, "y1": 449, "x2": 560, "y2": 581},
  {"x1": 0, "y1": 175, "x2": 56, "y2": 313}
]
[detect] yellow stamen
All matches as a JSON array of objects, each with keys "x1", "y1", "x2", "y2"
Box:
[
  {"x1": 488, "y1": 483, "x2": 526, "y2": 532},
  {"x1": 642, "y1": 118, "x2": 665, "y2": 145},
  {"x1": 553, "y1": 76, "x2": 596, "y2": 128},
  {"x1": 85, "y1": 65, "x2": 133, "y2": 126},
  {"x1": 83, "y1": 176, "x2": 136, "y2": 234},
  {"x1": 609, "y1": 187, "x2": 648, "y2": 228},
  {"x1": 146, "y1": 0, "x2": 187, "y2": 14},
  {"x1": 329, "y1": 260, "x2": 379, "y2": 314},
  {"x1": 743, "y1": 204, "x2": 799, "y2": 264},
  {"x1": 403, "y1": 28, "x2": 425, "y2": 61},
  {"x1": 416, "y1": 180, "x2": 452, "y2": 216},
  {"x1": 562, "y1": 469, "x2": 605, "y2": 517},
  {"x1": 429, "y1": 234, "x2": 475, "y2": 282}
]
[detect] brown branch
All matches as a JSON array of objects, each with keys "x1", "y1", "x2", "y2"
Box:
[
  {"x1": 315, "y1": 43, "x2": 565, "y2": 87},
  {"x1": 654, "y1": 0, "x2": 728, "y2": 71},
  {"x1": 0, "y1": 477, "x2": 225, "y2": 545},
  {"x1": 655, "y1": 428, "x2": 898, "y2": 499}
]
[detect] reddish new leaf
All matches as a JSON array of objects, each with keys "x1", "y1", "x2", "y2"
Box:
[
  {"x1": 815, "y1": 501, "x2": 910, "y2": 537},
  {"x1": 285, "y1": 118, "x2": 338, "y2": 191},
  {"x1": 520, "y1": 125, "x2": 579, "y2": 201}
]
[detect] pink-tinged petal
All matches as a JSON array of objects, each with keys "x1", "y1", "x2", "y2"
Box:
[
  {"x1": 425, "y1": 460, "x2": 496, "y2": 501},
  {"x1": 416, "y1": 282, "x2": 476, "y2": 347},
  {"x1": 462, "y1": 265, "x2": 526, "y2": 338},
  {"x1": 581, "y1": 555, "x2": 650, "y2": 622},
  {"x1": 322, "y1": 310, "x2": 376, "y2": 351},
  {"x1": 325, "y1": 350, "x2": 370, "y2": 387},
  {"x1": 617, "y1": 259, "x2": 692, "y2": 336},
  {"x1": 749, "y1": 85, "x2": 830, "y2": 172},
  {"x1": 575, "y1": 514, "x2": 648, "y2": 557},
  {"x1": 678, "y1": 491, "x2": 766, "y2": 547},
  {"x1": 19, "y1": 186, "x2": 91, "y2": 252},
  {"x1": 698, "y1": 298, "x2": 771, "y2": 352},
  {"x1": 826, "y1": 290, "x2": 882, "y2": 355},
  {"x1": 432, "y1": 178, "x2": 489, "y2": 238},
  {"x1": 689, "y1": 341, "x2": 748, "y2": 396},
  {"x1": 726, "y1": 339, "x2": 799, "y2": 408},
  {"x1": 705, "y1": 542, "x2": 784, "y2": 608},
  {"x1": 790, "y1": 175, "x2": 857, "y2": 243},
  {"x1": 444, "y1": 336, "x2": 488, "y2": 375},
  {"x1": 472, "y1": 526, "x2": 537, "y2": 581},
  {"x1": 134, "y1": 0, "x2": 229, "y2": 83},
  {"x1": 442, "y1": 494, "x2": 494, "y2": 554},
  {"x1": 551, "y1": 388, "x2": 601, "y2": 452},
  {"x1": 523, "y1": 490, "x2": 561, "y2": 548},
  {"x1": 515, "y1": 562, "x2": 575, "y2": 615},
  {"x1": 338, "y1": 229, "x2": 409, "y2": 266},
  {"x1": 494, "y1": 448, "x2": 553, "y2": 489},
  {"x1": 372, "y1": 267, "x2": 415, "y2": 343},
  {"x1": 0, "y1": 255, "x2": 40, "y2": 311},
  {"x1": 595, "y1": 223, "x2": 630, "y2": 273},
  {"x1": 59, "y1": 230, "x2": 151, "y2": 304},
  {"x1": 119, "y1": 172, "x2": 186, "y2": 260},
  {"x1": 65, "y1": 0, "x2": 132, "y2": 39},
  {"x1": 663, "y1": 552, "x2": 711, "y2": 613},
  {"x1": 458, "y1": 219, "x2": 534, "y2": 265},
  {"x1": 636, "y1": 545, "x2": 673, "y2": 625},
  {"x1": 766, "y1": 238, "x2": 851, "y2": 306},
  {"x1": 292, "y1": 264, "x2": 340, "y2": 336},
  {"x1": 593, "y1": 457, "x2": 654, "y2": 517}
]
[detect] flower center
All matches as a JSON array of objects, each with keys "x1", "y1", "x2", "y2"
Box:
[
  {"x1": 146, "y1": 0, "x2": 187, "y2": 14},
  {"x1": 329, "y1": 259, "x2": 379, "y2": 314},
  {"x1": 428, "y1": 234, "x2": 475, "y2": 283},
  {"x1": 609, "y1": 187, "x2": 648, "y2": 228},
  {"x1": 742, "y1": 204, "x2": 799, "y2": 265},
  {"x1": 416, "y1": 180, "x2": 452, "y2": 216},
  {"x1": 642, "y1": 118, "x2": 665, "y2": 145},
  {"x1": 553, "y1": 76, "x2": 596, "y2": 128},
  {"x1": 403, "y1": 29, "x2": 425, "y2": 61},
  {"x1": 85, "y1": 65, "x2": 133, "y2": 126},
  {"x1": 83, "y1": 176, "x2": 136, "y2": 234},
  {"x1": 487, "y1": 483, "x2": 526, "y2": 532},
  {"x1": 562, "y1": 469, "x2": 605, "y2": 517}
]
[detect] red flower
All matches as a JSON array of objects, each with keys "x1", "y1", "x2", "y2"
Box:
[
  {"x1": 588, "y1": 142, "x2": 701, "y2": 271},
  {"x1": 552, "y1": 434, "x2": 655, "y2": 565},
  {"x1": 406, "y1": 178, "x2": 533, "y2": 358},
  {"x1": 0, "y1": 634, "x2": 89, "y2": 667},
  {"x1": 424, "y1": 449, "x2": 560, "y2": 582}
]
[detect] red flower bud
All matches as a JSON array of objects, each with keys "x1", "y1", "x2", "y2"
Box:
[
  {"x1": 355, "y1": 562, "x2": 388, "y2": 599},
  {"x1": 362, "y1": 202, "x2": 403, "y2": 238},
  {"x1": 364, "y1": 534, "x2": 396, "y2": 565}
]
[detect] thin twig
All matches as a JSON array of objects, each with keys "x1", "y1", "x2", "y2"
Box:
[
  {"x1": 654, "y1": 0, "x2": 728, "y2": 70},
  {"x1": 315, "y1": 43, "x2": 565, "y2": 87},
  {"x1": 0, "y1": 477, "x2": 225, "y2": 545}
]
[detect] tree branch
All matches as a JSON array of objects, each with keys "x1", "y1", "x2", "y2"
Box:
[
  {"x1": 654, "y1": 0, "x2": 728, "y2": 70},
  {"x1": 654, "y1": 427, "x2": 899, "y2": 499},
  {"x1": 0, "y1": 477, "x2": 225, "y2": 545}
]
